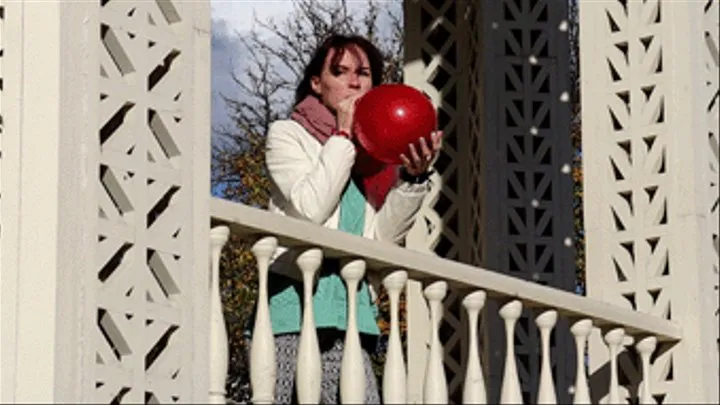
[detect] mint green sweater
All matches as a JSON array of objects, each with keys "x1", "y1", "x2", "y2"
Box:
[{"x1": 266, "y1": 179, "x2": 380, "y2": 336}]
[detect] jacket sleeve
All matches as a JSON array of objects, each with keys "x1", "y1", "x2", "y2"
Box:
[
  {"x1": 265, "y1": 120, "x2": 356, "y2": 225},
  {"x1": 372, "y1": 180, "x2": 430, "y2": 244}
]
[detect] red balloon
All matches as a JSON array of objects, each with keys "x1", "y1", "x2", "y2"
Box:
[{"x1": 353, "y1": 84, "x2": 436, "y2": 165}]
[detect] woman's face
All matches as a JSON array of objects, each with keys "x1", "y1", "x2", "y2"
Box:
[{"x1": 311, "y1": 45, "x2": 373, "y2": 112}]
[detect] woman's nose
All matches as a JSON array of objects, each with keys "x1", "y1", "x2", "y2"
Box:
[{"x1": 348, "y1": 74, "x2": 361, "y2": 88}]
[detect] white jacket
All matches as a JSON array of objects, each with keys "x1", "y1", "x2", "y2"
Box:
[{"x1": 265, "y1": 119, "x2": 430, "y2": 276}]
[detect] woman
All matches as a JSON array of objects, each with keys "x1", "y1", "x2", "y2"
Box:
[{"x1": 258, "y1": 34, "x2": 441, "y2": 404}]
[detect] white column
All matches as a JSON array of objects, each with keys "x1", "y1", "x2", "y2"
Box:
[
  {"x1": 604, "y1": 328, "x2": 625, "y2": 405},
  {"x1": 569, "y1": 319, "x2": 592, "y2": 405},
  {"x1": 580, "y1": 0, "x2": 719, "y2": 402},
  {"x1": 2, "y1": 1, "x2": 213, "y2": 402},
  {"x1": 296, "y1": 248, "x2": 323, "y2": 404},
  {"x1": 635, "y1": 336, "x2": 657, "y2": 405},
  {"x1": 535, "y1": 310, "x2": 558, "y2": 404},
  {"x1": 1, "y1": 1, "x2": 22, "y2": 402},
  {"x1": 462, "y1": 290, "x2": 487, "y2": 404},
  {"x1": 190, "y1": 2, "x2": 213, "y2": 401},
  {"x1": 423, "y1": 281, "x2": 448, "y2": 404},
  {"x1": 499, "y1": 300, "x2": 523, "y2": 404},
  {"x1": 209, "y1": 227, "x2": 230, "y2": 404},
  {"x1": 382, "y1": 270, "x2": 409, "y2": 404},
  {"x1": 1, "y1": 2, "x2": 98, "y2": 402},
  {"x1": 405, "y1": 278, "x2": 431, "y2": 404},
  {"x1": 340, "y1": 259, "x2": 367, "y2": 404},
  {"x1": 250, "y1": 236, "x2": 279, "y2": 404}
]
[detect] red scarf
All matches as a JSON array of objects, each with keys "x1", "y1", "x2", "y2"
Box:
[{"x1": 291, "y1": 95, "x2": 398, "y2": 210}]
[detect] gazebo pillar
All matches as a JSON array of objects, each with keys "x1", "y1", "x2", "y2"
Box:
[
  {"x1": 579, "y1": 1, "x2": 719, "y2": 403},
  {"x1": 0, "y1": 1, "x2": 213, "y2": 402}
]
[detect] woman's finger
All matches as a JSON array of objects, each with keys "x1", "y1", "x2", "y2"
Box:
[
  {"x1": 409, "y1": 143, "x2": 422, "y2": 166},
  {"x1": 432, "y1": 131, "x2": 443, "y2": 151},
  {"x1": 400, "y1": 153, "x2": 412, "y2": 168},
  {"x1": 419, "y1": 137, "x2": 432, "y2": 161}
]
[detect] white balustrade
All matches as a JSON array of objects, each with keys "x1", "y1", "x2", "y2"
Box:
[
  {"x1": 635, "y1": 336, "x2": 657, "y2": 405},
  {"x1": 340, "y1": 259, "x2": 368, "y2": 404},
  {"x1": 212, "y1": 203, "x2": 677, "y2": 405},
  {"x1": 209, "y1": 226, "x2": 230, "y2": 404},
  {"x1": 462, "y1": 290, "x2": 487, "y2": 404},
  {"x1": 423, "y1": 281, "x2": 449, "y2": 404},
  {"x1": 295, "y1": 248, "x2": 324, "y2": 404},
  {"x1": 249, "y1": 236, "x2": 279, "y2": 404},
  {"x1": 499, "y1": 300, "x2": 524, "y2": 404},
  {"x1": 570, "y1": 319, "x2": 593, "y2": 405},
  {"x1": 382, "y1": 270, "x2": 409, "y2": 404},
  {"x1": 604, "y1": 328, "x2": 626, "y2": 405},
  {"x1": 217, "y1": 199, "x2": 683, "y2": 404},
  {"x1": 536, "y1": 310, "x2": 558, "y2": 404},
  {"x1": 231, "y1": 235, "x2": 669, "y2": 405}
]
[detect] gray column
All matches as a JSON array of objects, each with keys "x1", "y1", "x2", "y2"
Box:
[
  {"x1": 479, "y1": 1, "x2": 575, "y2": 403},
  {"x1": 403, "y1": 0, "x2": 576, "y2": 403}
]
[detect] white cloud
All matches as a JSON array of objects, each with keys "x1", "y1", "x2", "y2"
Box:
[
  {"x1": 211, "y1": 0, "x2": 293, "y2": 36},
  {"x1": 210, "y1": 1, "x2": 293, "y2": 138},
  {"x1": 210, "y1": 19, "x2": 243, "y2": 135},
  {"x1": 210, "y1": 0, "x2": 398, "y2": 40}
]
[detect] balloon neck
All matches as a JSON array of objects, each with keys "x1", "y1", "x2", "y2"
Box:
[{"x1": 354, "y1": 146, "x2": 388, "y2": 176}]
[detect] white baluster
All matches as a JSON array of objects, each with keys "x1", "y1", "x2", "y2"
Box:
[
  {"x1": 209, "y1": 226, "x2": 230, "y2": 404},
  {"x1": 535, "y1": 310, "x2": 558, "y2": 404},
  {"x1": 295, "y1": 248, "x2": 324, "y2": 404},
  {"x1": 462, "y1": 290, "x2": 487, "y2": 404},
  {"x1": 499, "y1": 300, "x2": 523, "y2": 404},
  {"x1": 340, "y1": 259, "x2": 367, "y2": 404},
  {"x1": 250, "y1": 236, "x2": 279, "y2": 404},
  {"x1": 382, "y1": 270, "x2": 409, "y2": 404},
  {"x1": 569, "y1": 319, "x2": 593, "y2": 405},
  {"x1": 635, "y1": 336, "x2": 657, "y2": 405},
  {"x1": 423, "y1": 281, "x2": 448, "y2": 404},
  {"x1": 604, "y1": 328, "x2": 625, "y2": 405}
]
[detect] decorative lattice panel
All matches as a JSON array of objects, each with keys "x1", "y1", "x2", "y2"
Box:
[
  {"x1": 482, "y1": 0, "x2": 575, "y2": 403},
  {"x1": 587, "y1": 2, "x2": 674, "y2": 402},
  {"x1": 406, "y1": 0, "x2": 466, "y2": 262},
  {"x1": 601, "y1": 0, "x2": 671, "y2": 315},
  {"x1": 404, "y1": 1, "x2": 473, "y2": 402},
  {"x1": 95, "y1": 1, "x2": 196, "y2": 402},
  {"x1": 703, "y1": 0, "x2": 719, "y2": 356},
  {"x1": 420, "y1": 2, "x2": 465, "y2": 401}
]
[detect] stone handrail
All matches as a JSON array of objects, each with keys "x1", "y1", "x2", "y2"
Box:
[{"x1": 208, "y1": 197, "x2": 682, "y2": 404}]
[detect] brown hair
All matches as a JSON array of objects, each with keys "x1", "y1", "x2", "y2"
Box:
[{"x1": 294, "y1": 34, "x2": 385, "y2": 106}]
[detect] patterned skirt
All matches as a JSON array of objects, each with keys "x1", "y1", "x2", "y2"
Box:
[{"x1": 248, "y1": 331, "x2": 381, "y2": 404}]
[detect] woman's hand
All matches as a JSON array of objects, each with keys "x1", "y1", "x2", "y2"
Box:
[
  {"x1": 400, "y1": 130, "x2": 443, "y2": 176},
  {"x1": 335, "y1": 93, "x2": 365, "y2": 136}
]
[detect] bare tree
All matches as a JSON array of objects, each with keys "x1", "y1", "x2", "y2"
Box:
[{"x1": 211, "y1": 1, "x2": 404, "y2": 402}]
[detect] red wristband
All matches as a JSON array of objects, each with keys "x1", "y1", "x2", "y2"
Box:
[{"x1": 331, "y1": 128, "x2": 351, "y2": 139}]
